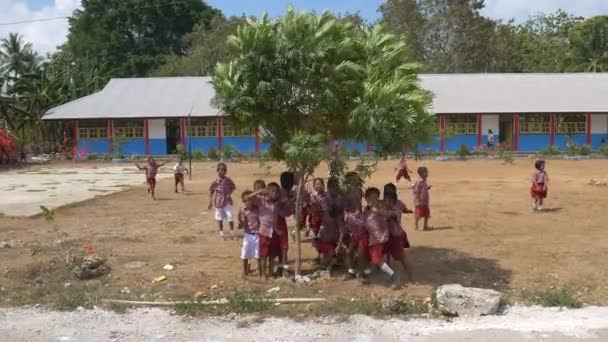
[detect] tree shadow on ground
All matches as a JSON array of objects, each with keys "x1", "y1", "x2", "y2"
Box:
[{"x1": 408, "y1": 246, "x2": 512, "y2": 291}]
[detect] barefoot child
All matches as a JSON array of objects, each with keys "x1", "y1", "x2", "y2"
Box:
[
  {"x1": 247, "y1": 183, "x2": 282, "y2": 278},
  {"x1": 364, "y1": 187, "x2": 399, "y2": 288},
  {"x1": 531, "y1": 160, "x2": 549, "y2": 211},
  {"x1": 308, "y1": 178, "x2": 327, "y2": 238},
  {"x1": 315, "y1": 178, "x2": 344, "y2": 272},
  {"x1": 238, "y1": 190, "x2": 262, "y2": 277},
  {"x1": 208, "y1": 162, "x2": 236, "y2": 239},
  {"x1": 413, "y1": 166, "x2": 431, "y2": 231},
  {"x1": 276, "y1": 171, "x2": 296, "y2": 277},
  {"x1": 395, "y1": 156, "x2": 413, "y2": 184},
  {"x1": 135, "y1": 157, "x2": 168, "y2": 200},
  {"x1": 173, "y1": 159, "x2": 189, "y2": 193},
  {"x1": 383, "y1": 183, "x2": 414, "y2": 281},
  {"x1": 342, "y1": 172, "x2": 369, "y2": 281}
]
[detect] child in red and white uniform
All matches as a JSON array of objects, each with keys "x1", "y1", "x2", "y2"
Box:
[
  {"x1": 342, "y1": 172, "x2": 369, "y2": 281},
  {"x1": 247, "y1": 182, "x2": 282, "y2": 278},
  {"x1": 314, "y1": 178, "x2": 344, "y2": 272},
  {"x1": 135, "y1": 157, "x2": 168, "y2": 200},
  {"x1": 308, "y1": 178, "x2": 327, "y2": 238},
  {"x1": 275, "y1": 171, "x2": 296, "y2": 277},
  {"x1": 208, "y1": 162, "x2": 236, "y2": 239},
  {"x1": 238, "y1": 190, "x2": 262, "y2": 277},
  {"x1": 395, "y1": 156, "x2": 413, "y2": 184},
  {"x1": 531, "y1": 160, "x2": 549, "y2": 211},
  {"x1": 173, "y1": 159, "x2": 189, "y2": 193},
  {"x1": 383, "y1": 183, "x2": 414, "y2": 282},
  {"x1": 253, "y1": 179, "x2": 266, "y2": 192},
  {"x1": 412, "y1": 166, "x2": 431, "y2": 231},
  {"x1": 363, "y1": 187, "x2": 399, "y2": 288}
]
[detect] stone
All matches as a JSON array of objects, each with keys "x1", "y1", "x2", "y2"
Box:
[
  {"x1": 125, "y1": 261, "x2": 147, "y2": 269},
  {"x1": 210, "y1": 284, "x2": 218, "y2": 290},
  {"x1": 310, "y1": 270, "x2": 331, "y2": 280},
  {"x1": 162, "y1": 264, "x2": 174, "y2": 271},
  {"x1": 295, "y1": 275, "x2": 312, "y2": 285},
  {"x1": 194, "y1": 291, "x2": 206, "y2": 301},
  {"x1": 436, "y1": 284, "x2": 502, "y2": 317},
  {"x1": 266, "y1": 287, "x2": 281, "y2": 294},
  {"x1": 71, "y1": 258, "x2": 111, "y2": 280},
  {"x1": 0, "y1": 240, "x2": 25, "y2": 248},
  {"x1": 121, "y1": 287, "x2": 131, "y2": 294}
]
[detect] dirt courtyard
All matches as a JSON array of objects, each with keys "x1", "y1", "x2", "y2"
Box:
[{"x1": 1, "y1": 158, "x2": 608, "y2": 308}]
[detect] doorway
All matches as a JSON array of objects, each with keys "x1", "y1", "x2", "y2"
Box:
[
  {"x1": 166, "y1": 119, "x2": 181, "y2": 154},
  {"x1": 499, "y1": 115, "x2": 513, "y2": 149}
]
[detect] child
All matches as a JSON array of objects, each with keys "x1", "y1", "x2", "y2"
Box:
[
  {"x1": 253, "y1": 179, "x2": 266, "y2": 192},
  {"x1": 276, "y1": 171, "x2": 296, "y2": 277},
  {"x1": 238, "y1": 190, "x2": 262, "y2": 277},
  {"x1": 342, "y1": 172, "x2": 369, "y2": 281},
  {"x1": 395, "y1": 156, "x2": 413, "y2": 184},
  {"x1": 135, "y1": 157, "x2": 168, "y2": 200},
  {"x1": 412, "y1": 166, "x2": 431, "y2": 231},
  {"x1": 308, "y1": 178, "x2": 327, "y2": 238},
  {"x1": 315, "y1": 199, "x2": 344, "y2": 273},
  {"x1": 363, "y1": 187, "x2": 399, "y2": 288},
  {"x1": 247, "y1": 182, "x2": 282, "y2": 278},
  {"x1": 383, "y1": 183, "x2": 414, "y2": 281},
  {"x1": 208, "y1": 162, "x2": 236, "y2": 239},
  {"x1": 173, "y1": 159, "x2": 189, "y2": 193},
  {"x1": 531, "y1": 160, "x2": 549, "y2": 211}
]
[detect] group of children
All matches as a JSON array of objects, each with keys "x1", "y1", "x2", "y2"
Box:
[{"x1": 135, "y1": 157, "x2": 189, "y2": 200}]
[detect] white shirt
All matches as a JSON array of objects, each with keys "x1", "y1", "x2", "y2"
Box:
[{"x1": 173, "y1": 164, "x2": 187, "y2": 174}]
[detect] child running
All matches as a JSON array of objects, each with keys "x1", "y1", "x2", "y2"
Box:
[
  {"x1": 383, "y1": 183, "x2": 414, "y2": 281},
  {"x1": 531, "y1": 160, "x2": 549, "y2": 211},
  {"x1": 247, "y1": 182, "x2": 282, "y2": 279},
  {"x1": 342, "y1": 172, "x2": 369, "y2": 281},
  {"x1": 173, "y1": 159, "x2": 189, "y2": 193},
  {"x1": 413, "y1": 166, "x2": 431, "y2": 231},
  {"x1": 363, "y1": 187, "x2": 399, "y2": 288},
  {"x1": 208, "y1": 162, "x2": 236, "y2": 239},
  {"x1": 395, "y1": 155, "x2": 413, "y2": 184},
  {"x1": 135, "y1": 157, "x2": 168, "y2": 200},
  {"x1": 238, "y1": 190, "x2": 262, "y2": 277}
]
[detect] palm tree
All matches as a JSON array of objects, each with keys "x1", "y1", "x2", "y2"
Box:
[{"x1": 0, "y1": 33, "x2": 39, "y2": 80}]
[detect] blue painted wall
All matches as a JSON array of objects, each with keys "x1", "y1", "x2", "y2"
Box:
[
  {"x1": 78, "y1": 139, "x2": 110, "y2": 155},
  {"x1": 120, "y1": 139, "x2": 146, "y2": 156},
  {"x1": 445, "y1": 135, "x2": 477, "y2": 152},
  {"x1": 186, "y1": 137, "x2": 219, "y2": 154},
  {"x1": 149, "y1": 139, "x2": 166, "y2": 155},
  {"x1": 417, "y1": 135, "x2": 441, "y2": 154},
  {"x1": 344, "y1": 140, "x2": 367, "y2": 153},
  {"x1": 591, "y1": 134, "x2": 607, "y2": 150},
  {"x1": 519, "y1": 135, "x2": 551, "y2": 152},
  {"x1": 223, "y1": 137, "x2": 256, "y2": 153},
  {"x1": 554, "y1": 134, "x2": 586, "y2": 150}
]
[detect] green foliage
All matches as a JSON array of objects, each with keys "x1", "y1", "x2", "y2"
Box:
[
  {"x1": 497, "y1": 144, "x2": 514, "y2": 164},
  {"x1": 535, "y1": 288, "x2": 583, "y2": 309},
  {"x1": 86, "y1": 154, "x2": 98, "y2": 161},
  {"x1": 351, "y1": 148, "x2": 361, "y2": 157},
  {"x1": 601, "y1": 143, "x2": 608, "y2": 156},
  {"x1": 130, "y1": 154, "x2": 141, "y2": 161},
  {"x1": 283, "y1": 132, "x2": 327, "y2": 177},
  {"x1": 567, "y1": 16, "x2": 608, "y2": 72},
  {"x1": 579, "y1": 144, "x2": 592, "y2": 156},
  {"x1": 455, "y1": 144, "x2": 471, "y2": 158},
  {"x1": 207, "y1": 146, "x2": 219, "y2": 160},
  {"x1": 221, "y1": 144, "x2": 234, "y2": 159},
  {"x1": 40, "y1": 205, "x2": 55, "y2": 223},
  {"x1": 175, "y1": 144, "x2": 187, "y2": 159},
  {"x1": 539, "y1": 145, "x2": 561, "y2": 156},
  {"x1": 192, "y1": 150, "x2": 205, "y2": 160},
  {"x1": 102, "y1": 154, "x2": 113, "y2": 161},
  {"x1": 565, "y1": 136, "x2": 580, "y2": 156}
]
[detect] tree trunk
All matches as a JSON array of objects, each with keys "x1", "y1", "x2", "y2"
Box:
[{"x1": 294, "y1": 172, "x2": 306, "y2": 276}]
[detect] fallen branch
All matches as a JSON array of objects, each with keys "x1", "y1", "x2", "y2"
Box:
[{"x1": 102, "y1": 297, "x2": 326, "y2": 306}]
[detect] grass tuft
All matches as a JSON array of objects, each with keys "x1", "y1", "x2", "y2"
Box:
[{"x1": 535, "y1": 288, "x2": 582, "y2": 309}]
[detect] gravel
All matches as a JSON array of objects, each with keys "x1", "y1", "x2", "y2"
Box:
[{"x1": 2, "y1": 306, "x2": 608, "y2": 341}]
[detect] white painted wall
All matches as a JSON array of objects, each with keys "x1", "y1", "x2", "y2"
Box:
[
  {"x1": 590, "y1": 114, "x2": 608, "y2": 134},
  {"x1": 148, "y1": 119, "x2": 166, "y2": 139},
  {"x1": 481, "y1": 114, "x2": 499, "y2": 136}
]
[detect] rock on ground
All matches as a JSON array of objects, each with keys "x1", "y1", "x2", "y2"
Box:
[{"x1": 436, "y1": 284, "x2": 502, "y2": 317}]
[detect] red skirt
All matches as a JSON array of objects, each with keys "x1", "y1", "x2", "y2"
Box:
[
  {"x1": 531, "y1": 183, "x2": 547, "y2": 199},
  {"x1": 369, "y1": 243, "x2": 388, "y2": 265},
  {"x1": 275, "y1": 217, "x2": 289, "y2": 251},
  {"x1": 415, "y1": 205, "x2": 430, "y2": 219},
  {"x1": 395, "y1": 167, "x2": 411, "y2": 182},
  {"x1": 259, "y1": 234, "x2": 281, "y2": 258},
  {"x1": 174, "y1": 173, "x2": 184, "y2": 185},
  {"x1": 146, "y1": 177, "x2": 156, "y2": 190},
  {"x1": 314, "y1": 241, "x2": 337, "y2": 258},
  {"x1": 309, "y1": 214, "x2": 322, "y2": 236}
]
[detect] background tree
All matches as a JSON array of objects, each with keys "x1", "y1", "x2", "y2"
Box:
[
  {"x1": 0, "y1": 33, "x2": 40, "y2": 82},
  {"x1": 213, "y1": 8, "x2": 433, "y2": 274},
  {"x1": 567, "y1": 16, "x2": 608, "y2": 72},
  {"x1": 66, "y1": 0, "x2": 219, "y2": 77}
]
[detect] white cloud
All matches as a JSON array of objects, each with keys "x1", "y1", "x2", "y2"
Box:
[
  {"x1": 482, "y1": 0, "x2": 608, "y2": 22},
  {"x1": 0, "y1": 0, "x2": 80, "y2": 55}
]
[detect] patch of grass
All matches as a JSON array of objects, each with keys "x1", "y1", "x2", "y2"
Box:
[
  {"x1": 174, "y1": 291, "x2": 272, "y2": 316},
  {"x1": 56, "y1": 289, "x2": 94, "y2": 311},
  {"x1": 108, "y1": 302, "x2": 129, "y2": 314},
  {"x1": 30, "y1": 244, "x2": 48, "y2": 255},
  {"x1": 534, "y1": 288, "x2": 582, "y2": 309},
  {"x1": 26, "y1": 189, "x2": 47, "y2": 192}
]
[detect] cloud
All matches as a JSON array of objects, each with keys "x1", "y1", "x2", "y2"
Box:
[
  {"x1": 0, "y1": 0, "x2": 80, "y2": 55},
  {"x1": 482, "y1": 0, "x2": 608, "y2": 22}
]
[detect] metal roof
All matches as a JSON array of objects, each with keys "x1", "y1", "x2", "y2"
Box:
[
  {"x1": 43, "y1": 73, "x2": 608, "y2": 120},
  {"x1": 43, "y1": 77, "x2": 218, "y2": 120}
]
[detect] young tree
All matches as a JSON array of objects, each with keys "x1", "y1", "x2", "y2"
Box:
[
  {"x1": 567, "y1": 16, "x2": 608, "y2": 72},
  {"x1": 213, "y1": 8, "x2": 434, "y2": 274}
]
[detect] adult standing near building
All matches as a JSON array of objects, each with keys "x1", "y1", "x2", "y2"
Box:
[{"x1": 487, "y1": 129, "x2": 495, "y2": 150}]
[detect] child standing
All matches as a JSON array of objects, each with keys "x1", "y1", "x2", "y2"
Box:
[
  {"x1": 275, "y1": 171, "x2": 296, "y2": 277},
  {"x1": 395, "y1": 156, "x2": 413, "y2": 184},
  {"x1": 253, "y1": 179, "x2": 266, "y2": 192},
  {"x1": 247, "y1": 182, "x2": 282, "y2": 278},
  {"x1": 208, "y1": 162, "x2": 236, "y2": 239},
  {"x1": 135, "y1": 157, "x2": 168, "y2": 200},
  {"x1": 173, "y1": 159, "x2": 189, "y2": 193},
  {"x1": 308, "y1": 178, "x2": 327, "y2": 238},
  {"x1": 238, "y1": 190, "x2": 262, "y2": 277},
  {"x1": 314, "y1": 178, "x2": 344, "y2": 272},
  {"x1": 383, "y1": 183, "x2": 414, "y2": 281},
  {"x1": 413, "y1": 166, "x2": 431, "y2": 231},
  {"x1": 342, "y1": 172, "x2": 369, "y2": 281},
  {"x1": 531, "y1": 160, "x2": 549, "y2": 211},
  {"x1": 364, "y1": 187, "x2": 399, "y2": 288}
]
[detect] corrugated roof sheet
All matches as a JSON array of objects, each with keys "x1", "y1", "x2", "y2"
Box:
[{"x1": 43, "y1": 73, "x2": 608, "y2": 120}]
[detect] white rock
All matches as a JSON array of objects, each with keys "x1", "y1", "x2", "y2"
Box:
[
  {"x1": 436, "y1": 284, "x2": 502, "y2": 317},
  {"x1": 125, "y1": 261, "x2": 147, "y2": 269},
  {"x1": 266, "y1": 287, "x2": 281, "y2": 294},
  {"x1": 163, "y1": 264, "x2": 174, "y2": 271},
  {"x1": 210, "y1": 284, "x2": 218, "y2": 290},
  {"x1": 295, "y1": 275, "x2": 312, "y2": 285}
]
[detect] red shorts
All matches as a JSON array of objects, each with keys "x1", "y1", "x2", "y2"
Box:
[
  {"x1": 415, "y1": 205, "x2": 430, "y2": 219},
  {"x1": 395, "y1": 168, "x2": 411, "y2": 182},
  {"x1": 369, "y1": 243, "x2": 387, "y2": 265},
  {"x1": 275, "y1": 217, "x2": 289, "y2": 251},
  {"x1": 349, "y1": 233, "x2": 369, "y2": 260},
  {"x1": 314, "y1": 241, "x2": 337, "y2": 258},
  {"x1": 387, "y1": 233, "x2": 410, "y2": 259},
  {"x1": 531, "y1": 183, "x2": 547, "y2": 199},
  {"x1": 174, "y1": 173, "x2": 184, "y2": 185},
  {"x1": 146, "y1": 177, "x2": 156, "y2": 190},
  {"x1": 259, "y1": 234, "x2": 281, "y2": 259},
  {"x1": 309, "y1": 215, "x2": 322, "y2": 236}
]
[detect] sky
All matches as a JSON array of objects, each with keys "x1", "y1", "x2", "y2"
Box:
[{"x1": 2, "y1": 0, "x2": 608, "y2": 55}]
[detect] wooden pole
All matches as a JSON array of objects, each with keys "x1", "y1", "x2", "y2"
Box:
[
  {"x1": 101, "y1": 298, "x2": 326, "y2": 306},
  {"x1": 188, "y1": 113, "x2": 192, "y2": 181}
]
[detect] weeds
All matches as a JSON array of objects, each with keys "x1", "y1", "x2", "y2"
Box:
[
  {"x1": 534, "y1": 288, "x2": 582, "y2": 309},
  {"x1": 56, "y1": 289, "x2": 94, "y2": 311},
  {"x1": 174, "y1": 291, "x2": 272, "y2": 316}
]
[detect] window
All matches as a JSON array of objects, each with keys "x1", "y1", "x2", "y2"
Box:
[
  {"x1": 557, "y1": 114, "x2": 586, "y2": 134},
  {"x1": 114, "y1": 120, "x2": 144, "y2": 138},
  {"x1": 520, "y1": 114, "x2": 550, "y2": 134},
  {"x1": 445, "y1": 114, "x2": 477, "y2": 135},
  {"x1": 79, "y1": 120, "x2": 108, "y2": 139},
  {"x1": 190, "y1": 119, "x2": 217, "y2": 137},
  {"x1": 223, "y1": 121, "x2": 253, "y2": 137}
]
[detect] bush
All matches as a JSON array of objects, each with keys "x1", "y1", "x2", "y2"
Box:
[
  {"x1": 579, "y1": 144, "x2": 592, "y2": 156},
  {"x1": 207, "y1": 147, "x2": 219, "y2": 160},
  {"x1": 221, "y1": 144, "x2": 234, "y2": 159},
  {"x1": 192, "y1": 150, "x2": 205, "y2": 161},
  {"x1": 565, "y1": 137, "x2": 579, "y2": 156},
  {"x1": 86, "y1": 154, "x2": 98, "y2": 161},
  {"x1": 539, "y1": 145, "x2": 560, "y2": 156},
  {"x1": 175, "y1": 144, "x2": 187, "y2": 159},
  {"x1": 601, "y1": 143, "x2": 608, "y2": 156},
  {"x1": 131, "y1": 153, "x2": 142, "y2": 160},
  {"x1": 351, "y1": 149, "x2": 361, "y2": 157},
  {"x1": 102, "y1": 154, "x2": 113, "y2": 161},
  {"x1": 455, "y1": 144, "x2": 470, "y2": 158}
]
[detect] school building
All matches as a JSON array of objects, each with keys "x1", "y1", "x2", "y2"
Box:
[{"x1": 42, "y1": 74, "x2": 608, "y2": 156}]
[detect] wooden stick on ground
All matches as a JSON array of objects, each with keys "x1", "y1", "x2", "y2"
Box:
[{"x1": 102, "y1": 298, "x2": 326, "y2": 306}]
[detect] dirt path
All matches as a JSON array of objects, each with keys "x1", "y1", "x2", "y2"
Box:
[{"x1": 2, "y1": 306, "x2": 608, "y2": 341}]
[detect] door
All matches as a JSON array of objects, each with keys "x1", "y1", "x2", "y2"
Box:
[
  {"x1": 166, "y1": 119, "x2": 181, "y2": 154},
  {"x1": 499, "y1": 115, "x2": 513, "y2": 149}
]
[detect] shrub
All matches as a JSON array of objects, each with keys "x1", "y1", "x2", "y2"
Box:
[
  {"x1": 86, "y1": 154, "x2": 98, "y2": 161},
  {"x1": 601, "y1": 143, "x2": 608, "y2": 156},
  {"x1": 565, "y1": 137, "x2": 579, "y2": 156},
  {"x1": 535, "y1": 288, "x2": 582, "y2": 309},
  {"x1": 579, "y1": 144, "x2": 592, "y2": 156},
  {"x1": 539, "y1": 145, "x2": 560, "y2": 156},
  {"x1": 221, "y1": 144, "x2": 234, "y2": 159},
  {"x1": 455, "y1": 144, "x2": 470, "y2": 158},
  {"x1": 351, "y1": 149, "x2": 361, "y2": 157},
  {"x1": 102, "y1": 154, "x2": 113, "y2": 161},
  {"x1": 207, "y1": 147, "x2": 219, "y2": 160},
  {"x1": 192, "y1": 150, "x2": 205, "y2": 161},
  {"x1": 474, "y1": 145, "x2": 487, "y2": 156},
  {"x1": 131, "y1": 153, "x2": 142, "y2": 160},
  {"x1": 175, "y1": 144, "x2": 187, "y2": 159}
]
